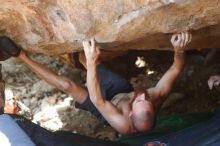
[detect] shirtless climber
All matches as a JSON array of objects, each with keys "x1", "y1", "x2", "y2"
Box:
[{"x1": 0, "y1": 32, "x2": 191, "y2": 134}]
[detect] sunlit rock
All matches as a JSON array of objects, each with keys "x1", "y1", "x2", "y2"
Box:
[{"x1": 0, "y1": 0, "x2": 219, "y2": 55}]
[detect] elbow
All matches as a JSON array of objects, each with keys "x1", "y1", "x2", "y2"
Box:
[
  {"x1": 156, "y1": 86, "x2": 170, "y2": 98},
  {"x1": 154, "y1": 86, "x2": 169, "y2": 98}
]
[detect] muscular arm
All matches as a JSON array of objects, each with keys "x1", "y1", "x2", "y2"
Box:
[
  {"x1": 84, "y1": 39, "x2": 130, "y2": 134},
  {"x1": 148, "y1": 51, "x2": 185, "y2": 111},
  {"x1": 148, "y1": 32, "x2": 191, "y2": 112}
]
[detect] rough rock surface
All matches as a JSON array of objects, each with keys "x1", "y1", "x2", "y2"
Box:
[{"x1": 0, "y1": 0, "x2": 220, "y2": 55}]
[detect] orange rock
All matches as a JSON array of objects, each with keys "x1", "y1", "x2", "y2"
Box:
[{"x1": 0, "y1": 0, "x2": 220, "y2": 55}]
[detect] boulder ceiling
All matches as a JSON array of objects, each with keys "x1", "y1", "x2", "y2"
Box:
[{"x1": 0, "y1": 0, "x2": 220, "y2": 55}]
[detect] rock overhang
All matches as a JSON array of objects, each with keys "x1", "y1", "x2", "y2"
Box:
[{"x1": 0, "y1": 0, "x2": 219, "y2": 55}]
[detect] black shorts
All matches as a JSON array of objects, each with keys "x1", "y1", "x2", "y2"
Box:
[{"x1": 77, "y1": 63, "x2": 133, "y2": 124}]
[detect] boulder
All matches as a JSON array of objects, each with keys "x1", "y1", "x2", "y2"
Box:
[{"x1": 0, "y1": 0, "x2": 220, "y2": 55}]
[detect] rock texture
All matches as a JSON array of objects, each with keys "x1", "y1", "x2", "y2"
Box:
[{"x1": 0, "y1": 0, "x2": 220, "y2": 55}]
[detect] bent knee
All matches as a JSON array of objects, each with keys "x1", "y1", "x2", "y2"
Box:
[{"x1": 58, "y1": 77, "x2": 76, "y2": 92}]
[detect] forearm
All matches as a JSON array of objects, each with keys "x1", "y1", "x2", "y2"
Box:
[
  {"x1": 152, "y1": 32, "x2": 190, "y2": 111},
  {"x1": 163, "y1": 51, "x2": 185, "y2": 87},
  {"x1": 87, "y1": 62, "x2": 104, "y2": 106},
  {"x1": 18, "y1": 53, "x2": 70, "y2": 91},
  {"x1": 172, "y1": 50, "x2": 185, "y2": 72},
  {"x1": 155, "y1": 50, "x2": 185, "y2": 97}
]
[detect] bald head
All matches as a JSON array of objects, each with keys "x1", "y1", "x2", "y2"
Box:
[{"x1": 132, "y1": 106, "x2": 155, "y2": 133}]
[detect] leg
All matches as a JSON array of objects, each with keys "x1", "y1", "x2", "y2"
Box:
[{"x1": 18, "y1": 50, "x2": 88, "y2": 104}]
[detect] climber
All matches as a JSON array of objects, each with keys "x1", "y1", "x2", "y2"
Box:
[{"x1": 0, "y1": 32, "x2": 191, "y2": 134}]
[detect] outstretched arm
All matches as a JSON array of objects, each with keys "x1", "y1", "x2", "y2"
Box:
[
  {"x1": 83, "y1": 38, "x2": 130, "y2": 134},
  {"x1": 148, "y1": 32, "x2": 192, "y2": 112}
]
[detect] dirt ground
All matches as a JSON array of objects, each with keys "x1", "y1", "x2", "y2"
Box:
[{"x1": 1, "y1": 49, "x2": 220, "y2": 141}]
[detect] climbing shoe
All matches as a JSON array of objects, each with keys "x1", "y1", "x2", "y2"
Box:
[
  {"x1": 0, "y1": 36, "x2": 21, "y2": 60},
  {"x1": 0, "y1": 49, "x2": 11, "y2": 61}
]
